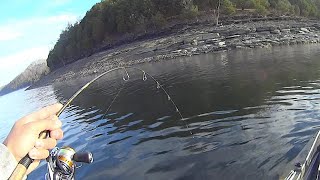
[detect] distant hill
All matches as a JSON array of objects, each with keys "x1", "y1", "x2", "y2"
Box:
[{"x1": 0, "y1": 60, "x2": 49, "y2": 96}]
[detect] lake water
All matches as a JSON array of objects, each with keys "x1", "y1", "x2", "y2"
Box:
[{"x1": 1, "y1": 44, "x2": 320, "y2": 179}]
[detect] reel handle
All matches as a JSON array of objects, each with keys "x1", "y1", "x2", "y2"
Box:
[{"x1": 73, "y1": 152, "x2": 93, "y2": 164}]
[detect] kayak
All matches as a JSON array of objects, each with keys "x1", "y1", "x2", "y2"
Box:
[{"x1": 284, "y1": 130, "x2": 320, "y2": 180}]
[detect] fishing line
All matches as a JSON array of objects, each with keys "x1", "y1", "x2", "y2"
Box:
[
  {"x1": 130, "y1": 67, "x2": 192, "y2": 135},
  {"x1": 9, "y1": 66, "x2": 193, "y2": 180},
  {"x1": 97, "y1": 66, "x2": 193, "y2": 136},
  {"x1": 100, "y1": 80, "x2": 127, "y2": 120}
]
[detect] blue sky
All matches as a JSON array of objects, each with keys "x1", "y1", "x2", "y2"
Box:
[{"x1": 0, "y1": 0, "x2": 101, "y2": 86}]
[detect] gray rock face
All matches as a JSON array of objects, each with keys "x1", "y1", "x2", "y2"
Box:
[
  {"x1": 300, "y1": 28, "x2": 310, "y2": 33},
  {"x1": 225, "y1": 28, "x2": 251, "y2": 36},
  {"x1": 218, "y1": 41, "x2": 226, "y2": 47},
  {"x1": 256, "y1": 27, "x2": 271, "y2": 32},
  {"x1": 191, "y1": 39, "x2": 198, "y2": 46},
  {"x1": 29, "y1": 19, "x2": 320, "y2": 89},
  {"x1": 225, "y1": 35, "x2": 241, "y2": 39},
  {"x1": 200, "y1": 33, "x2": 220, "y2": 40},
  {"x1": 271, "y1": 29, "x2": 281, "y2": 34},
  {"x1": 313, "y1": 24, "x2": 320, "y2": 30},
  {"x1": 171, "y1": 23, "x2": 320, "y2": 59},
  {"x1": 281, "y1": 29, "x2": 291, "y2": 33},
  {"x1": 259, "y1": 31, "x2": 271, "y2": 36},
  {"x1": 206, "y1": 39, "x2": 219, "y2": 44}
]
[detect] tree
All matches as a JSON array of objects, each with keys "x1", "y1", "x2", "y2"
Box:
[
  {"x1": 182, "y1": 4, "x2": 199, "y2": 18},
  {"x1": 275, "y1": 0, "x2": 293, "y2": 14},
  {"x1": 46, "y1": 0, "x2": 320, "y2": 71},
  {"x1": 231, "y1": 0, "x2": 254, "y2": 10},
  {"x1": 150, "y1": 11, "x2": 167, "y2": 28},
  {"x1": 194, "y1": 0, "x2": 220, "y2": 11},
  {"x1": 92, "y1": 18, "x2": 106, "y2": 45},
  {"x1": 223, "y1": 0, "x2": 236, "y2": 14},
  {"x1": 152, "y1": 0, "x2": 187, "y2": 17},
  {"x1": 290, "y1": 0, "x2": 318, "y2": 16},
  {"x1": 252, "y1": 0, "x2": 270, "y2": 15},
  {"x1": 216, "y1": 0, "x2": 221, "y2": 25}
]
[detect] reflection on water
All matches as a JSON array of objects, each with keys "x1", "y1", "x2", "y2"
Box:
[
  {"x1": 0, "y1": 86, "x2": 59, "y2": 141},
  {"x1": 1, "y1": 44, "x2": 320, "y2": 179}
]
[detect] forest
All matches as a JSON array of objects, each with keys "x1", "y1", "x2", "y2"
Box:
[{"x1": 47, "y1": 0, "x2": 320, "y2": 70}]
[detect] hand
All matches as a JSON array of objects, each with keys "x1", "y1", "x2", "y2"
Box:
[{"x1": 3, "y1": 103, "x2": 64, "y2": 174}]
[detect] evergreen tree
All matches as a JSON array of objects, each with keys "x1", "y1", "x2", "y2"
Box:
[{"x1": 46, "y1": 0, "x2": 320, "y2": 71}]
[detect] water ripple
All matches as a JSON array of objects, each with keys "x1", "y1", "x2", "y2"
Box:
[{"x1": 24, "y1": 44, "x2": 320, "y2": 180}]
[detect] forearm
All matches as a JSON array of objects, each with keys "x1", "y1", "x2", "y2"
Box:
[{"x1": 0, "y1": 143, "x2": 18, "y2": 180}]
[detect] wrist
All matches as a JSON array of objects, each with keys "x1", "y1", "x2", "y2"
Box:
[
  {"x1": 0, "y1": 143, "x2": 18, "y2": 163},
  {"x1": 3, "y1": 138, "x2": 19, "y2": 162},
  {"x1": 0, "y1": 144, "x2": 19, "y2": 179}
]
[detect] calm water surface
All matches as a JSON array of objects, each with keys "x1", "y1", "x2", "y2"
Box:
[{"x1": 1, "y1": 44, "x2": 320, "y2": 179}]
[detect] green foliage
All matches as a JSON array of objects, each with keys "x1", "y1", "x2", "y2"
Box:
[
  {"x1": 151, "y1": 12, "x2": 167, "y2": 28},
  {"x1": 258, "y1": 0, "x2": 270, "y2": 8},
  {"x1": 231, "y1": 0, "x2": 254, "y2": 10},
  {"x1": 289, "y1": 0, "x2": 319, "y2": 17},
  {"x1": 46, "y1": 0, "x2": 320, "y2": 71},
  {"x1": 223, "y1": 0, "x2": 236, "y2": 14},
  {"x1": 182, "y1": 4, "x2": 199, "y2": 18},
  {"x1": 255, "y1": 3, "x2": 268, "y2": 15},
  {"x1": 193, "y1": 0, "x2": 220, "y2": 10},
  {"x1": 276, "y1": 0, "x2": 293, "y2": 14},
  {"x1": 251, "y1": 0, "x2": 270, "y2": 15},
  {"x1": 294, "y1": 4, "x2": 301, "y2": 15}
]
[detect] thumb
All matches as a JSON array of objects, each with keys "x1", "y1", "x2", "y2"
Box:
[{"x1": 25, "y1": 116, "x2": 62, "y2": 134}]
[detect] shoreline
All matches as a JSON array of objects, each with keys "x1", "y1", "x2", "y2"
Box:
[{"x1": 30, "y1": 18, "x2": 320, "y2": 89}]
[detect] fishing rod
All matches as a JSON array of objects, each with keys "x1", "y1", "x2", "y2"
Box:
[{"x1": 9, "y1": 66, "x2": 190, "y2": 180}]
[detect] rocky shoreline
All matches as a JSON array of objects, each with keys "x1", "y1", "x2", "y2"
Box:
[{"x1": 30, "y1": 18, "x2": 320, "y2": 89}]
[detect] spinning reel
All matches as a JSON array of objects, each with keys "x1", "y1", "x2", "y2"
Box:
[{"x1": 45, "y1": 146, "x2": 93, "y2": 180}]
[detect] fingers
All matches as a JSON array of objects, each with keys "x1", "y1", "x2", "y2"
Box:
[
  {"x1": 25, "y1": 116, "x2": 62, "y2": 134},
  {"x1": 25, "y1": 103, "x2": 63, "y2": 122},
  {"x1": 50, "y1": 129, "x2": 64, "y2": 140},
  {"x1": 29, "y1": 148, "x2": 49, "y2": 160},
  {"x1": 35, "y1": 138, "x2": 57, "y2": 149}
]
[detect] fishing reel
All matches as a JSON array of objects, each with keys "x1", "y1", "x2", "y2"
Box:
[{"x1": 45, "y1": 146, "x2": 93, "y2": 180}]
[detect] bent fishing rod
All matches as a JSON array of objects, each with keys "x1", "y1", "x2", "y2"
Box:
[{"x1": 9, "y1": 66, "x2": 189, "y2": 180}]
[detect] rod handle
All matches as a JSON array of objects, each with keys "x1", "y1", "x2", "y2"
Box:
[
  {"x1": 9, "y1": 130, "x2": 49, "y2": 180},
  {"x1": 9, "y1": 155, "x2": 33, "y2": 180}
]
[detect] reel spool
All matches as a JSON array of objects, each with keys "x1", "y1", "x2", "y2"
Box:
[
  {"x1": 46, "y1": 146, "x2": 93, "y2": 180},
  {"x1": 56, "y1": 147, "x2": 76, "y2": 175}
]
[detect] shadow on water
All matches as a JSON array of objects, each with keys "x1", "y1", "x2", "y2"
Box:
[{"x1": 27, "y1": 44, "x2": 320, "y2": 180}]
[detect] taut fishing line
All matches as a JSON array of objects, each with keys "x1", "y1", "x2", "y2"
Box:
[
  {"x1": 96, "y1": 66, "x2": 193, "y2": 136},
  {"x1": 9, "y1": 66, "x2": 193, "y2": 180}
]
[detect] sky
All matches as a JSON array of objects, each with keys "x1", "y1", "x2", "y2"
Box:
[{"x1": 0, "y1": 0, "x2": 101, "y2": 87}]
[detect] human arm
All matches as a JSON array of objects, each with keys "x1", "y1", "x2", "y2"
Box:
[
  {"x1": 1, "y1": 103, "x2": 64, "y2": 179},
  {"x1": 0, "y1": 143, "x2": 18, "y2": 180}
]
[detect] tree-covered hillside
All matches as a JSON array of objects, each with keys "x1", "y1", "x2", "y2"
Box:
[
  {"x1": 47, "y1": 0, "x2": 320, "y2": 70},
  {"x1": 0, "y1": 60, "x2": 49, "y2": 96}
]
